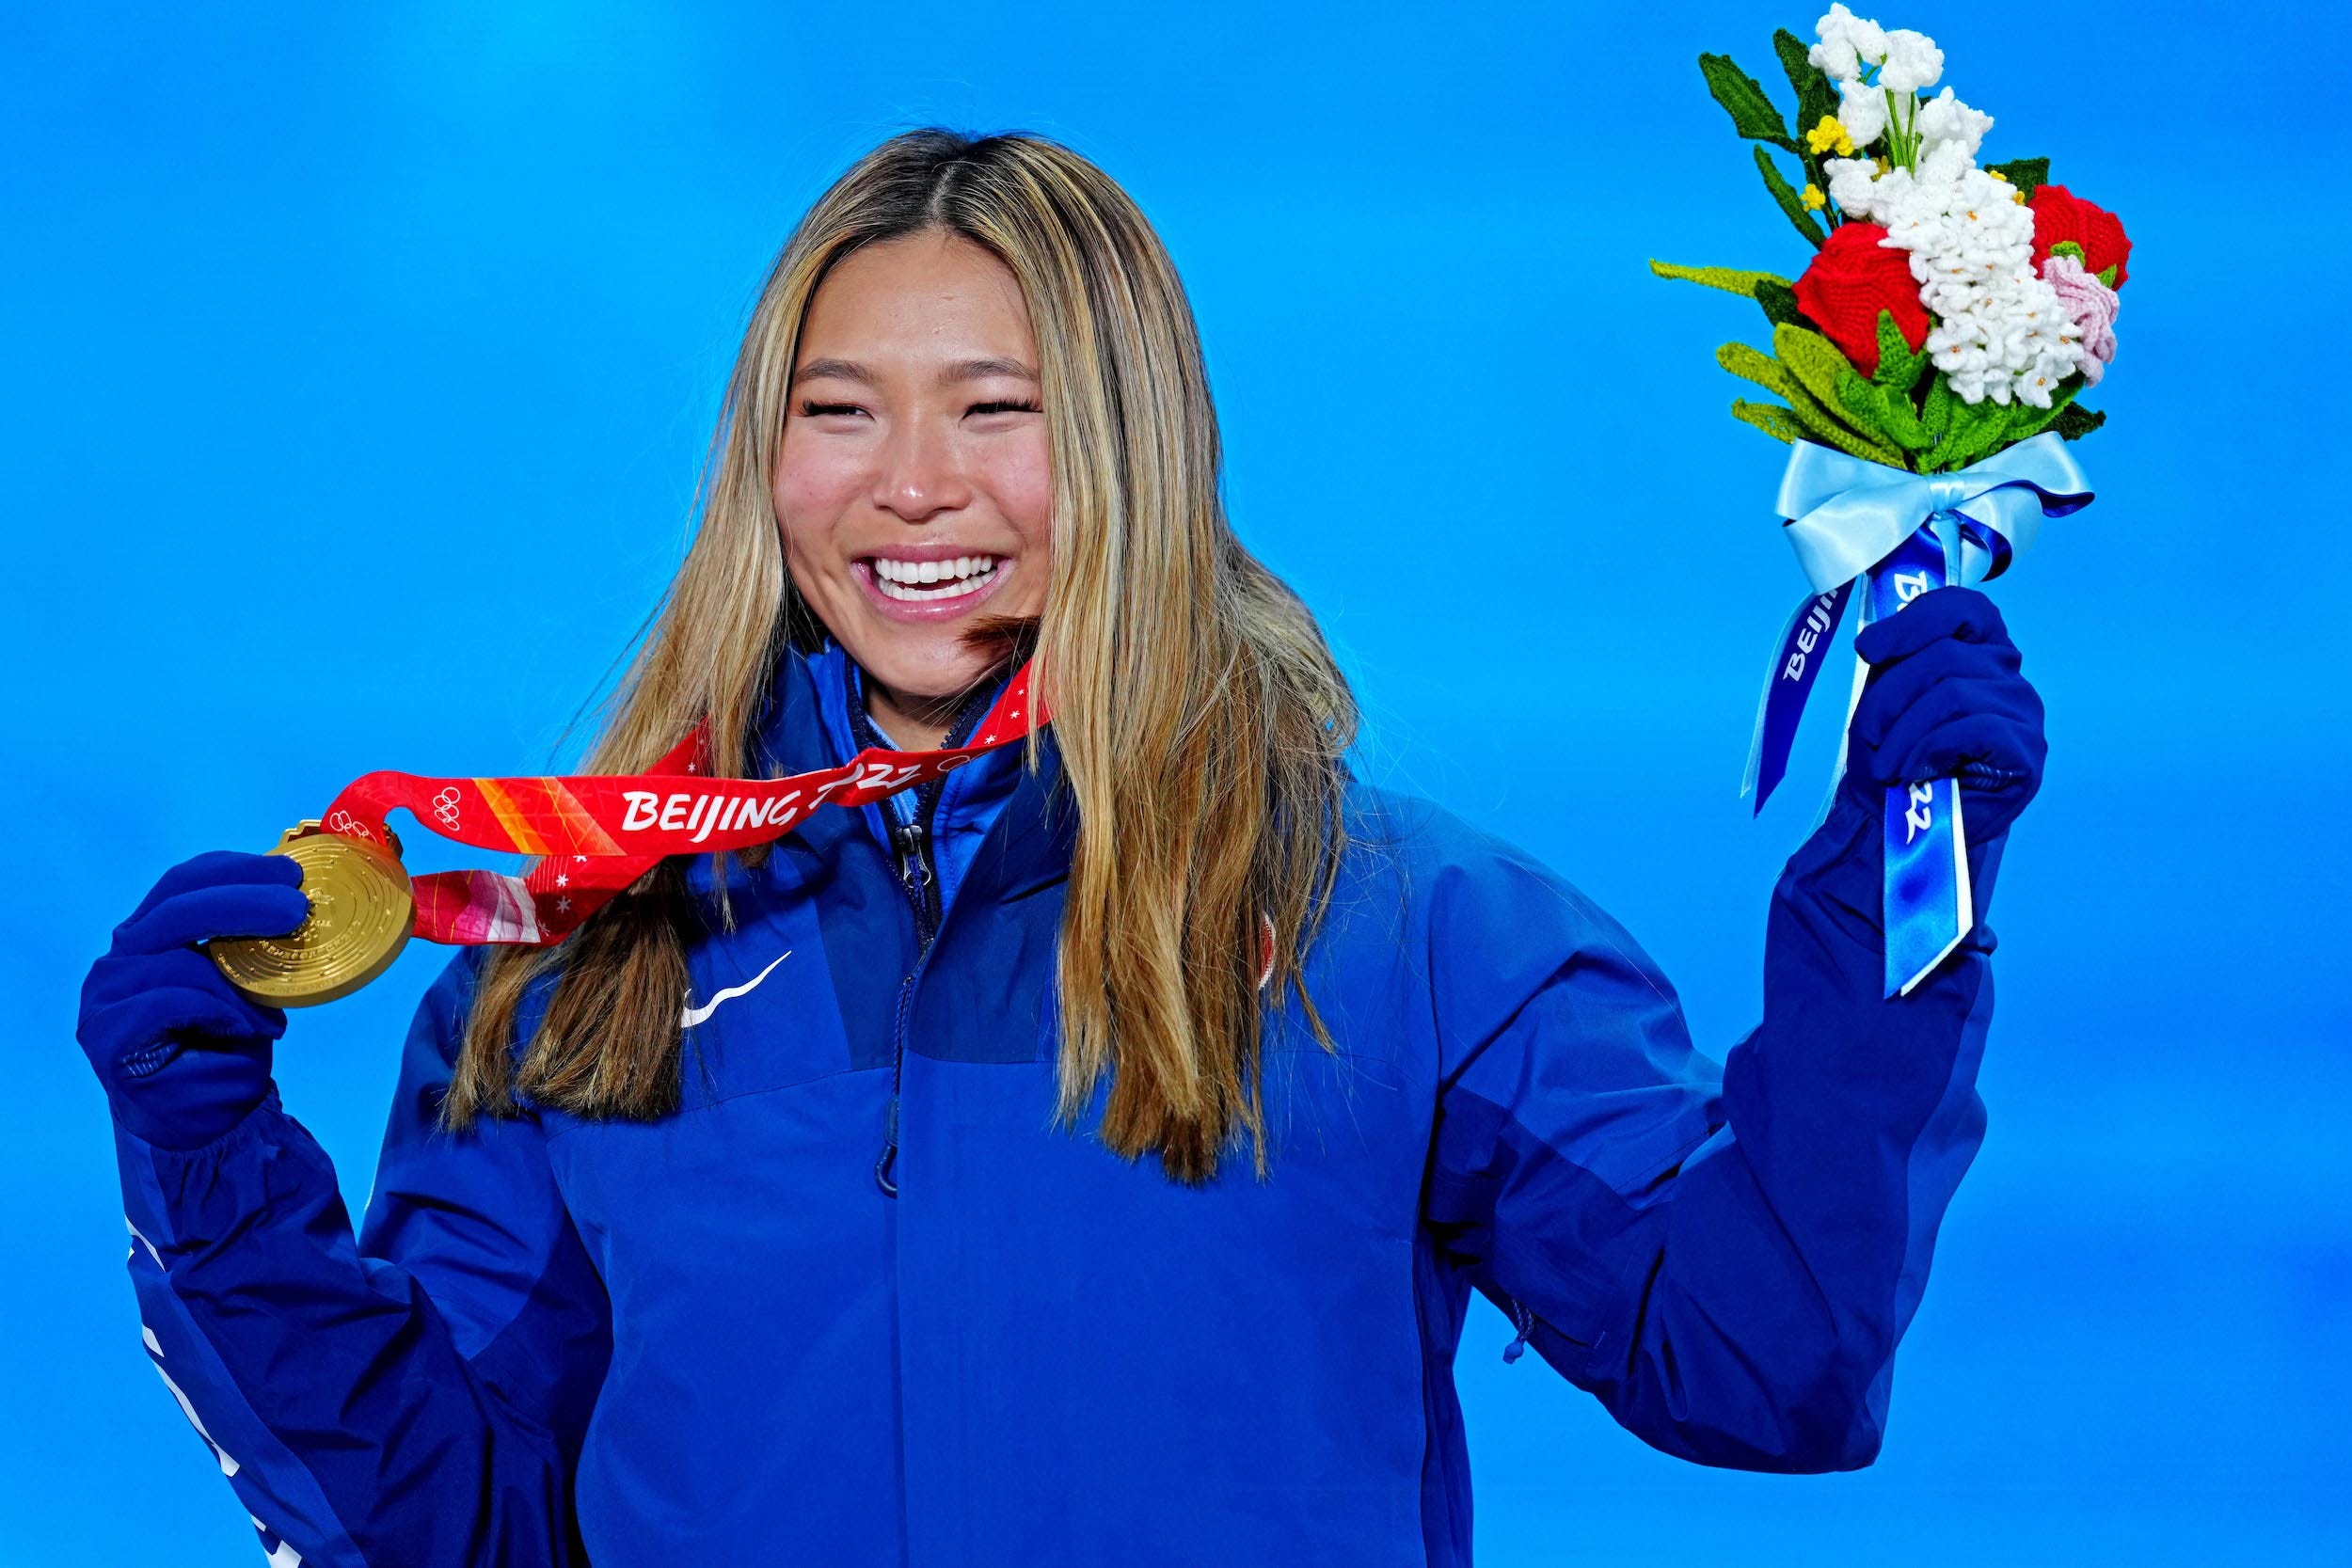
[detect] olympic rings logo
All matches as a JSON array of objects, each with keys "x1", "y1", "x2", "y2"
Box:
[{"x1": 433, "y1": 788, "x2": 463, "y2": 830}]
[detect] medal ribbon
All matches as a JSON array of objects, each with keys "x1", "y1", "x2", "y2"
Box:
[
  {"x1": 316, "y1": 662, "x2": 1046, "y2": 946},
  {"x1": 1739, "y1": 432, "x2": 2093, "y2": 997}
]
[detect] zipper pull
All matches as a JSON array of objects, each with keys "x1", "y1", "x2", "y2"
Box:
[
  {"x1": 892, "y1": 819, "x2": 931, "y2": 892},
  {"x1": 874, "y1": 1095, "x2": 899, "y2": 1196},
  {"x1": 1502, "y1": 1296, "x2": 1533, "y2": 1365}
]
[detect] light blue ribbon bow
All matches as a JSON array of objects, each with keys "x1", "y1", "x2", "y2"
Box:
[
  {"x1": 1746, "y1": 430, "x2": 2094, "y2": 996},
  {"x1": 1777, "y1": 430, "x2": 2094, "y2": 594}
]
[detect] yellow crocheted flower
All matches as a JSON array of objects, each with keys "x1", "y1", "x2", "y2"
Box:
[
  {"x1": 1802, "y1": 183, "x2": 1828, "y2": 211},
  {"x1": 1979, "y1": 168, "x2": 2027, "y2": 203},
  {"x1": 1805, "y1": 115, "x2": 1856, "y2": 157}
]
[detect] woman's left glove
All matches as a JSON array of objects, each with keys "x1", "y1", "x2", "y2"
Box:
[{"x1": 1839, "y1": 585, "x2": 2047, "y2": 840}]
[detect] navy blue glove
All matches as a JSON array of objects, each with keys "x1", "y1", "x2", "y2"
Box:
[
  {"x1": 1838, "y1": 586, "x2": 2046, "y2": 841},
  {"x1": 77, "y1": 851, "x2": 311, "y2": 1150}
]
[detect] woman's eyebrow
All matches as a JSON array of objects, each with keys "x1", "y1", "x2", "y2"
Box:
[
  {"x1": 938, "y1": 356, "x2": 1038, "y2": 385},
  {"x1": 791, "y1": 357, "x2": 871, "y2": 386},
  {"x1": 789, "y1": 356, "x2": 1038, "y2": 387}
]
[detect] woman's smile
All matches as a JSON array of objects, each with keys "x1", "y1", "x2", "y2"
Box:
[{"x1": 852, "y1": 543, "x2": 1013, "y2": 618}]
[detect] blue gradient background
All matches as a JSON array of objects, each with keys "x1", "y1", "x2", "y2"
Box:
[{"x1": 5, "y1": 3, "x2": 2345, "y2": 1562}]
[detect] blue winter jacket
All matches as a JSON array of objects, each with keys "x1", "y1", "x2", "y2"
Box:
[{"x1": 111, "y1": 639, "x2": 1999, "y2": 1567}]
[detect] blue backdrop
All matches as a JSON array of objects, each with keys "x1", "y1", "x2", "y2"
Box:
[{"x1": 6, "y1": 2, "x2": 2345, "y2": 1561}]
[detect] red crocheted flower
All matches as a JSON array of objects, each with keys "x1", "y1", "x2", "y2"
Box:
[
  {"x1": 1790, "y1": 222, "x2": 1930, "y2": 377},
  {"x1": 2027, "y1": 184, "x2": 2131, "y2": 288}
]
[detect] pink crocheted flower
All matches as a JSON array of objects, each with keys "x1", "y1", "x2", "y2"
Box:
[{"x1": 2040, "y1": 253, "x2": 2120, "y2": 387}]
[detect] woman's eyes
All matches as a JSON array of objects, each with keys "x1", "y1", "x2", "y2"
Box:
[{"x1": 794, "y1": 399, "x2": 1040, "y2": 420}]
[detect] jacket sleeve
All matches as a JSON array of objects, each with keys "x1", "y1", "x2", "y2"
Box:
[
  {"x1": 1420, "y1": 793, "x2": 2000, "y2": 1472},
  {"x1": 111, "y1": 947, "x2": 610, "y2": 1564}
]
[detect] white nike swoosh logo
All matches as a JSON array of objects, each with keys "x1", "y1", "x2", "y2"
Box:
[{"x1": 680, "y1": 950, "x2": 793, "y2": 1028}]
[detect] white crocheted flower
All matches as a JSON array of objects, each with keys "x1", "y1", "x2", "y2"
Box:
[
  {"x1": 1916, "y1": 137, "x2": 1974, "y2": 185},
  {"x1": 1824, "y1": 155, "x2": 1887, "y2": 219},
  {"x1": 1799, "y1": 14, "x2": 2074, "y2": 405},
  {"x1": 1836, "y1": 76, "x2": 1889, "y2": 148},
  {"x1": 1915, "y1": 87, "x2": 1993, "y2": 162},
  {"x1": 1877, "y1": 164, "x2": 2084, "y2": 405},
  {"x1": 1810, "y1": 4, "x2": 1889, "y2": 82},
  {"x1": 1878, "y1": 28, "x2": 1944, "y2": 93}
]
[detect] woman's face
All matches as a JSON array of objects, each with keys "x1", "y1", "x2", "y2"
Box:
[{"x1": 773, "y1": 230, "x2": 1054, "y2": 713}]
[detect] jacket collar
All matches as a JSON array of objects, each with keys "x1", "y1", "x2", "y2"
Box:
[
  {"x1": 957, "y1": 727, "x2": 1078, "y2": 903},
  {"x1": 747, "y1": 640, "x2": 1074, "y2": 901}
]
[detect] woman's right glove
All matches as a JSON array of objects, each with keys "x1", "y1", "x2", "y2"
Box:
[
  {"x1": 76, "y1": 850, "x2": 311, "y2": 1150},
  {"x1": 1836, "y1": 585, "x2": 2047, "y2": 842}
]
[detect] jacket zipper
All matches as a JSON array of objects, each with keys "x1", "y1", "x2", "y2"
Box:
[
  {"x1": 867, "y1": 676, "x2": 1001, "y2": 1196},
  {"x1": 873, "y1": 812, "x2": 938, "y2": 1196}
]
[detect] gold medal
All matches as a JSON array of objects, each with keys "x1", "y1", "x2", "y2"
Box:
[{"x1": 210, "y1": 821, "x2": 415, "y2": 1006}]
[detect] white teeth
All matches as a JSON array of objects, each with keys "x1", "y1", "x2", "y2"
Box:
[
  {"x1": 869, "y1": 555, "x2": 1000, "y2": 602},
  {"x1": 871, "y1": 554, "x2": 999, "y2": 585}
]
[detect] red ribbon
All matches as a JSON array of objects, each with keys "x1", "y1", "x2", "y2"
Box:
[{"x1": 317, "y1": 663, "x2": 1045, "y2": 945}]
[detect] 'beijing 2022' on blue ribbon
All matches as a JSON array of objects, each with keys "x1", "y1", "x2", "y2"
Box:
[{"x1": 1741, "y1": 430, "x2": 2094, "y2": 997}]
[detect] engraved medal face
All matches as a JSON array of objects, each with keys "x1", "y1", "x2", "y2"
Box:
[{"x1": 209, "y1": 822, "x2": 414, "y2": 1006}]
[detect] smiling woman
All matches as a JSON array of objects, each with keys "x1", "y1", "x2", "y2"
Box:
[
  {"x1": 80, "y1": 126, "x2": 2051, "y2": 1568},
  {"x1": 774, "y1": 235, "x2": 1056, "y2": 740},
  {"x1": 437, "y1": 132, "x2": 1360, "y2": 1180}
]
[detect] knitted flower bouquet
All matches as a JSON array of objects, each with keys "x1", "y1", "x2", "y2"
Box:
[
  {"x1": 1654, "y1": 5, "x2": 2131, "y2": 472},
  {"x1": 1666, "y1": 8, "x2": 2122, "y2": 997}
]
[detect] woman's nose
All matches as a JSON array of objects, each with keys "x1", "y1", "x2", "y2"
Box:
[{"x1": 871, "y1": 411, "x2": 971, "y2": 523}]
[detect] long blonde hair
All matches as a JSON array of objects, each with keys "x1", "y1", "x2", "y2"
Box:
[{"x1": 446, "y1": 128, "x2": 1358, "y2": 1183}]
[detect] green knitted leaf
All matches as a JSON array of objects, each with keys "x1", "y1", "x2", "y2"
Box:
[
  {"x1": 1984, "y1": 156, "x2": 2049, "y2": 199},
  {"x1": 1771, "y1": 324, "x2": 1862, "y2": 416},
  {"x1": 1780, "y1": 376, "x2": 1905, "y2": 466},
  {"x1": 1934, "y1": 396, "x2": 2016, "y2": 471},
  {"x1": 1920, "y1": 419, "x2": 1964, "y2": 471},
  {"x1": 1732, "y1": 399, "x2": 1803, "y2": 444},
  {"x1": 1717, "y1": 341, "x2": 1797, "y2": 400},
  {"x1": 1700, "y1": 53, "x2": 1796, "y2": 150},
  {"x1": 1755, "y1": 146, "x2": 1827, "y2": 247},
  {"x1": 1831, "y1": 367, "x2": 1901, "y2": 449},
  {"x1": 1755, "y1": 278, "x2": 1804, "y2": 327},
  {"x1": 1772, "y1": 28, "x2": 1839, "y2": 143},
  {"x1": 1964, "y1": 406, "x2": 2023, "y2": 467},
  {"x1": 2047, "y1": 240, "x2": 2086, "y2": 262},
  {"x1": 1648, "y1": 260, "x2": 1795, "y2": 298},
  {"x1": 1921, "y1": 372, "x2": 1956, "y2": 442},
  {"x1": 1839, "y1": 367, "x2": 1931, "y2": 452},
  {"x1": 1879, "y1": 395, "x2": 1932, "y2": 452},
  {"x1": 1919, "y1": 396, "x2": 1979, "y2": 470},
  {"x1": 2054, "y1": 402, "x2": 2106, "y2": 441},
  {"x1": 2096, "y1": 263, "x2": 2119, "y2": 287},
  {"x1": 1760, "y1": 325, "x2": 1892, "y2": 458},
  {"x1": 2001, "y1": 375, "x2": 2083, "y2": 443},
  {"x1": 1772, "y1": 27, "x2": 1839, "y2": 219},
  {"x1": 1871, "y1": 309, "x2": 1931, "y2": 391},
  {"x1": 1792, "y1": 422, "x2": 1905, "y2": 467},
  {"x1": 1922, "y1": 382, "x2": 2010, "y2": 470}
]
